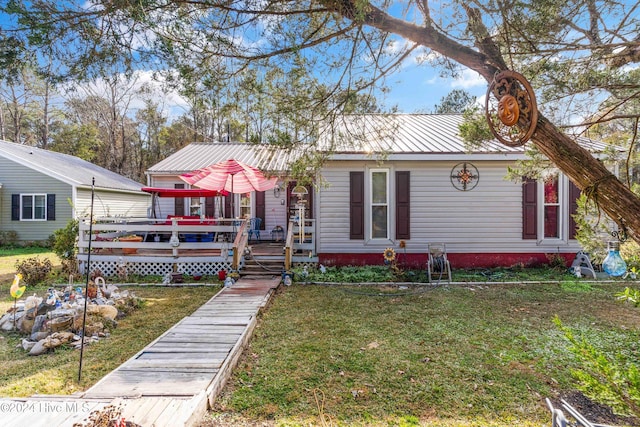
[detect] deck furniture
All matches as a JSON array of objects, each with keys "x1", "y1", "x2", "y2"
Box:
[{"x1": 248, "y1": 217, "x2": 262, "y2": 242}]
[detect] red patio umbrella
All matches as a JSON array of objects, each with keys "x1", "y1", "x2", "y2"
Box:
[{"x1": 180, "y1": 159, "x2": 277, "y2": 217}]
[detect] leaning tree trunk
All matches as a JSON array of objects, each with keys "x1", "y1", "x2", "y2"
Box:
[
  {"x1": 533, "y1": 116, "x2": 640, "y2": 243},
  {"x1": 335, "y1": 1, "x2": 640, "y2": 245}
]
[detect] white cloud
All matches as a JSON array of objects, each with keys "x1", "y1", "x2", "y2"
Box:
[{"x1": 451, "y1": 69, "x2": 485, "y2": 89}]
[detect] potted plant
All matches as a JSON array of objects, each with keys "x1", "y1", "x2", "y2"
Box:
[{"x1": 118, "y1": 235, "x2": 143, "y2": 254}]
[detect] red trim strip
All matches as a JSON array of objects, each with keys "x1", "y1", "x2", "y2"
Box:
[{"x1": 318, "y1": 252, "x2": 576, "y2": 269}]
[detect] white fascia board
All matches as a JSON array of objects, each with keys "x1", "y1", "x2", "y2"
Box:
[{"x1": 327, "y1": 153, "x2": 528, "y2": 161}]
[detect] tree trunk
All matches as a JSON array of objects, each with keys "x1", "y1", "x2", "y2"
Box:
[{"x1": 533, "y1": 116, "x2": 640, "y2": 242}]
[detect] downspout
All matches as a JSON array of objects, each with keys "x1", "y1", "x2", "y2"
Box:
[{"x1": 71, "y1": 185, "x2": 78, "y2": 219}]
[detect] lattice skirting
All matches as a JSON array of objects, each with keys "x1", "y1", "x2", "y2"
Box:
[
  {"x1": 292, "y1": 261, "x2": 319, "y2": 270},
  {"x1": 78, "y1": 255, "x2": 242, "y2": 278}
]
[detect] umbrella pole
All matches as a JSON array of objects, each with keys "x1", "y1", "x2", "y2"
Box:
[{"x1": 231, "y1": 177, "x2": 236, "y2": 238}]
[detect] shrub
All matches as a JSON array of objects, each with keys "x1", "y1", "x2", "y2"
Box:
[
  {"x1": 546, "y1": 252, "x2": 568, "y2": 269},
  {"x1": 50, "y1": 219, "x2": 79, "y2": 274},
  {"x1": 554, "y1": 316, "x2": 640, "y2": 418},
  {"x1": 0, "y1": 230, "x2": 19, "y2": 247},
  {"x1": 14, "y1": 256, "x2": 53, "y2": 285}
]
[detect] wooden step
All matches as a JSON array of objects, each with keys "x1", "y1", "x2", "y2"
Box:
[{"x1": 241, "y1": 257, "x2": 283, "y2": 276}]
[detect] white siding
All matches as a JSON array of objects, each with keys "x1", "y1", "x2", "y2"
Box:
[
  {"x1": 317, "y1": 160, "x2": 582, "y2": 255},
  {"x1": 264, "y1": 188, "x2": 288, "y2": 239},
  {"x1": 76, "y1": 189, "x2": 150, "y2": 219}
]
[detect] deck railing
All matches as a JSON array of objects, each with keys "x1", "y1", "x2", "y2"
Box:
[
  {"x1": 232, "y1": 221, "x2": 248, "y2": 271},
  {"x1": 284, "y1": 218, "x2": 316, "y2": 271},
  {"x1": 284, "y1": 222, "x2": 294, "y2": 271},
  {"x1": 78, "y1": 216, "x2": 246, "y2": 256}
]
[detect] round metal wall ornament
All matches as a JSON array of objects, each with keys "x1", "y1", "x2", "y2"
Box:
[
  {"x1": 485, "y1": 70, "x2": 538, "y2": 147},
  {"x1": 450, "y1": 162, "x2": 479, "y2": 191}
]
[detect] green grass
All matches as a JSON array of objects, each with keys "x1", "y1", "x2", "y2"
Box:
[
  {"x1": 0, "y1": 285, "x2": 220, "y2": 396},
  {"x1": 206, "y1": 282, "x2": 640, "y2": 426},
  {"x1": 296, "y1": 265, "x2": 579, "y2": 284},
  {"x1": 0, "y1": 247, "x2": 60, "y2": 277}
]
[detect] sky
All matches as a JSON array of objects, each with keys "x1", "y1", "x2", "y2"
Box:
[
  {"x1": 384, "y1": 65, "x2": 487, "y2": 113},
  {"x1": 0, "y1": 2, "x2": 492, "y2": 119}
]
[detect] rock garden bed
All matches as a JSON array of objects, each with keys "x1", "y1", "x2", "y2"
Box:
[{"x1": 0, "y1": 276, "x2": 141, "y2": 356}]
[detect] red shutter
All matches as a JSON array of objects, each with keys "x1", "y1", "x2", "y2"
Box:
[
  {"x1": 350, "y1": 172, "x2": 364, "y2": 240},
  {"x1": 396, "y1": 171, "x2": 410, "y2": 240},
  {"x1": 255, "y1": 191, "x2": 266, "y2": 230},
  {"x1": 568, "y1": 180, "x2": 581, "y2": 239},
  {"x1": 522, "y1": 178, "x2": 537, "y2": 239},
  {"x1": 174, "y1": 184, "x2": 185, "y2": 215},
  {"x1": 205, "y1": 197, "x2": 215, "y2": 217}
]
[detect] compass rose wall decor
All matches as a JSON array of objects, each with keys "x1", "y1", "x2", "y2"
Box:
[
  {"x1": 450, "y1": 162, "x2": 479, "y2": 191},
  {"x1": 485, "y1": 70, "x2": 538, "y2": 147}
]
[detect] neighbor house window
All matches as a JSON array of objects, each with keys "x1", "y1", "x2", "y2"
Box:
[
  {"x1": 21, "y1": 194, "x2": 47, "y2": 220},
  {"x1": 370, "y1": 169, "x2": 389, "y2": 239}
]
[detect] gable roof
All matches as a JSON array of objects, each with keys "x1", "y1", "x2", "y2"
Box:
[
  {"x1": 0, "y1": 140, "x2": 145, "y2": 193},
  {"x1": 147, "y1": 142, "x2": 293, "y2": 175},
  {"x1": 320, "y1": 114, "x2": 611, "y2": 156}
]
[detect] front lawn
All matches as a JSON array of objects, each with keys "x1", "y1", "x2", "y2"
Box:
[
  {"x1": 0, "y1": 285, "x2": 220, "y2": 396},
  {"x1": 205, "y1": 281, "x2": 640, "y2": 426},
  {"x1": 295, "y1": 264, "x2": 579, "y2": 284}
]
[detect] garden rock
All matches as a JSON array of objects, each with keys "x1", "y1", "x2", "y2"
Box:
[
  {"x1": 29, "y1": 339, "x2": 48, "y2": 356},
  {"x1": 30, "y1": 314, "x2": 49, "y2": 341},
  {"x1": 0, "y1": 311, "x2": 24, "y2": 331},
  {"x1": 42, "y1": 331, "x2": 75, "y2": 349},
  {"x1": 1, "y1": 280, "x2": 140, "y2": 356},
  {"x1": 21, "y1": 338, "x2": 36, "y2": 351},
  {"x1": 86, "y1": 304, "x2": 118, "y2": 321}
]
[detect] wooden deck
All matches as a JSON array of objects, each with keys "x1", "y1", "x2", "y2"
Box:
[{"x1": 2, "y1": 276, "x2": 281, "y2": 427}]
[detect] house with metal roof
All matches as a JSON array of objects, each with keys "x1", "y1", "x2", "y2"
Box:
[
  {"x1": 146, "y1": 142, "x2": 296, "y2": 240},
  {"x1": 313, "y1": 114, "x2": 612, "y2": 268},
  {"x1": 145, "y1": 114, "x2": 613, "y2": 269},
  {"x1": 0, "y1": 140, "x2": 150, "y2": 244}
]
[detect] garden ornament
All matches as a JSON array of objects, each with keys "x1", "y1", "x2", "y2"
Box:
[
  {"x1": 10, "y1": 274, "x2": 25, "y2": 331},
  {"x1": 485, "y1": 70, "x2": 538, "y2": 147}
]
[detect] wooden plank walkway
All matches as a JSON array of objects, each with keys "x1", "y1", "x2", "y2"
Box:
[{"x1": 2, "y1": 276, "x2": 280, "y2": 427}]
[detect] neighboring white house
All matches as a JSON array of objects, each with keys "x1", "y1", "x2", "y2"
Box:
[
  {"x1": 145, "y1": 114, "x2": 613, "y2": 268},
  {"x1": 0, "y1": 140, "x2": 150, "y2": 243}
]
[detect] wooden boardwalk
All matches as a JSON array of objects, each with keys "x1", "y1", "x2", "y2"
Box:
[{"x1": 2, "y1": 276, "x2": 280, "y2": 427}]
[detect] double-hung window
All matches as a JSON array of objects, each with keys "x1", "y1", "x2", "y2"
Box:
[
  {"x1": 21, "y1": 194, "x2": 47, "y2": 221},
  {"x1": 523, "y1": 172, "x2": 578, "y2": 242},
  {"x1": 370, "y1": 169, "x2": 389, "y2": 239},
  {"x1": 542, "y1": 174, "x2": 562, "y2": 239}
]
